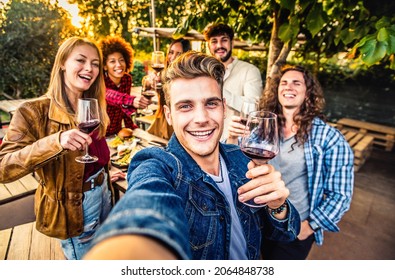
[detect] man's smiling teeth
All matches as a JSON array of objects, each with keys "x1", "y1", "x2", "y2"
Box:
[{"x1": 190, "y1": 130, "x2": 213, "y2": 137}]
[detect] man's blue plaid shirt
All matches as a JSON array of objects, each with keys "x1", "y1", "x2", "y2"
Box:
[{"x1": 304, "y1": 118, "x2": 354, "y2": 245}]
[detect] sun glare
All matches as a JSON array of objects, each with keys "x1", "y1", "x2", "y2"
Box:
[
  {"x1": 1, "y1": 0, "x2": 83, "y2": 28},
  {"x1": 57, "y1": 0, "x2": 83, "y2": 28}
]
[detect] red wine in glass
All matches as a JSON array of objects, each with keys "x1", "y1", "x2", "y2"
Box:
[
  {"x1": 140, "y1": 75, "x2": 155, "y2": 115},
  {"x1": 141, "y1": 90, "x2": 156, "y2": 100},
  {"x1": 78, "y1": 119, "x2": 100, "y2": 134},
  {"x1": 239, "y1": 111, "x2": 279, "y2": 207},
  {"x1": 75, "y1": 98, "x2": 100, "y2": 163},
  {"x1": 240, "y1": 117, "x2": 248, "y2": 126},
  {"x1": 241, "y1": 147, "x2": 277, "y2": 165},
  {"x1": 240, "y1": 97, "x2": 258, "y2": 127},
  {"x1": 151, "y1": 51, "x2": 165, "y2": 92},
  {"x1": 152, "y1": 65, "x2": 164, "y2": 72},
  {"x1": 151, "y1": 51, "x2": 165, "y2": 73}
]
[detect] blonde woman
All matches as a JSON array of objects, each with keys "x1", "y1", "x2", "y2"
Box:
[{"x1": 0, "y1": 37, "x2": 113, "y2": 260}]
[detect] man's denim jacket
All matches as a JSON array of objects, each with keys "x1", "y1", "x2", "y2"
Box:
[{"x1": 91, "y1": 135, "x2": 300, "y2": 259}]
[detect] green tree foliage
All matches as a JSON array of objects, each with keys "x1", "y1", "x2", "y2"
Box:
[
  {"x1": 70, "y1": 0, "x2": 196, "y2": 81},
  {"x1": 0, "y1": 0, "x2": 78, "y2": 99},
  {"x1": 178, "y1": 0, "x2": 395, "y2": 76},
  {"x1": 70, "y1": 0, "x2": 191, "y2": 51},
  {"x1": 130, "y1": 60, "x2": 145, "y2": 87}
]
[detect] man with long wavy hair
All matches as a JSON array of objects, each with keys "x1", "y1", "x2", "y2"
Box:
[{"x1": 228, "y1": 65, "x2": 354, "y2": 259}]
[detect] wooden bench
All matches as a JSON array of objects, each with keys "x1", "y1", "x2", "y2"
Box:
[
  {"x1": 0, "y1": 221, "x2": 65, "y2": 260},
  {"x1": 328, "y1": 123, "x2": 374, "y2": 172},
  {"x1": 337, "y1": 118, "x2": 395, "y2": 151},
  {"x1": 135, "y1": 114, "x2": 155, "y2": 130},
  {"x1": 339, "y1": 128, "x2": 374, "y2": 172},
  {"x1": 0, "y1": 174, "x2": 65, "y2": 260}
]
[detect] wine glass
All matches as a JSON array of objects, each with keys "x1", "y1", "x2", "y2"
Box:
[
  {"x1": 75, "y1": 98, "x2": 100, "y2": 163},
  {"x1": 240, "y1": 97, "x2": 259, "y2": 125},
  {"x1": 240, "y1": 110, "x2": 279, "y2": 207},
  {"x1": 151, "y1": 51, "x2": 165, "y2": 89},
  {"x1": 140, "y1": 75, "x2": 155, "y2": 116}
]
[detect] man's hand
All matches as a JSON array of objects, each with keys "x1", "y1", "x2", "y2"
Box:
[
  {"x1": 237, "y1": 161, "x2": 289, "y2": 209},
  {"x1": 226, "y1": 115, "x2": 246, "y2": 144},
  {"x1": 297, "y1": 220, "x2": 314, "y2": 240}
]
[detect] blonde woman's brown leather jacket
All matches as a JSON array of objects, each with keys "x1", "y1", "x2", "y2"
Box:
[{"x1": 0, "y1": 95, "x2": 113, "y2": 239}]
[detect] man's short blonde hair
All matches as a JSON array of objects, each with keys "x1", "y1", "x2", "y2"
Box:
[{"x1": 162, "y1": 51, "x2": 225, "y2": 107}]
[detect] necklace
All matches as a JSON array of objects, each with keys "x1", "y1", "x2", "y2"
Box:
[{"x1": 214, "y1": 156, "x2": 224, "y2": 184}]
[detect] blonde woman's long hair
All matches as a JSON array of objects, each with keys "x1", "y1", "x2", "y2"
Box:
[{"x1": 46, "y1": 37, "x2": 109, "y2": 138}]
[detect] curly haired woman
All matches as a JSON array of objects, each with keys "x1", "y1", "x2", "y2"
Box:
[{"x1": 99, "y1": 36, "x2": 151, "y2": 136}]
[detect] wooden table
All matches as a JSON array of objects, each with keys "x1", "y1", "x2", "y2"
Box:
[
  {"x1": 0, "y1": 221, "x2": 65, "y2": 260},
  {"x1": 0, "y1": 174, "x2": 66, "y2": 260},
  {"x1": 135, "y1": 114, "x2": 156, "y2": 130},
  {"x1": 0, "y1": 99, "x2": 31, "y2": 118},
  {"x1": 0, "y1": 173, "x2": 38, "y2": 230},
  {"x1": 0, "y1": 174, "x2": 38, "y2": 201},
  {"x1": 0, "y1": 99, "x2": 31, "y2": 139}
]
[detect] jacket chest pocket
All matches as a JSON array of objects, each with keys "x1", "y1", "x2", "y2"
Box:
[{"x1": 185, "y1": 185, "x2": 220, "y2": 251}]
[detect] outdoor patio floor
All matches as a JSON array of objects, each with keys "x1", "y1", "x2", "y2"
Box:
[{"x1": 307, "y1": 147, "x2": 395, "y2": 260}]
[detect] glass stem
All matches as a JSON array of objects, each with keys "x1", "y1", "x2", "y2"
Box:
[{"x1": 84, "y1": 144, "x2": 89, "y2": 158}]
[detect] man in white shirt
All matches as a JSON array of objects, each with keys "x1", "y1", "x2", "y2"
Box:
[{"x1": 203, "y1": 23, "x2": 263, "y2": 141}]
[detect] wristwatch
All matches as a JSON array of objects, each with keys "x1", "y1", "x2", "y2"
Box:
[{"x1": 308, "y1": 219, "x2": 321, "y2": 232}]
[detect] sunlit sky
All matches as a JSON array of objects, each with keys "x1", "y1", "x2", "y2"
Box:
[
  {"x1": 56, "y1": 0, "x2": 83, "y2": 27},
  {"x1": 1, "y1": 0, "x2": 83, "y2": 28}
]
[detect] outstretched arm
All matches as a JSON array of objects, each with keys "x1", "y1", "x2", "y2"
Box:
[
  {"x1": 106, "y1": 88, "x2": 151, "y2": 113},
  {"x1": 83, "y1": 235, "x2": 177, "y2": 260}
]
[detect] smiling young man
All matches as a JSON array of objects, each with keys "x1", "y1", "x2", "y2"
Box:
[
  {"x1": 203, "y1": 23, "x2": 263, "y2": 141},
  {"x1": 84, "y1": 52, "x2": 300, "y2": 260}
]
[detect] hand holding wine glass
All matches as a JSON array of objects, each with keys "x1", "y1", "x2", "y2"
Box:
[
  {"x1": 227, "y1": 98, "x2": 259, "y2": 144},
  {"x1": 240, "y1": 97, "x2": 259, "y2": 125},
  {"x1": 75, "y1": 98, "x2": 100, "y2": 163},
  {"x1": 151, "y1": 51, "x2": 165, "y2": 73},
  {"x1": 140, "y1": 75, "x2": 155, "y2": 116},
  {"x1": 239, "y1": 111, "x2": 280, "y2": 207},
  {"x1": 151, "y1": 51, "x2": 165, "y2": 89}
]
